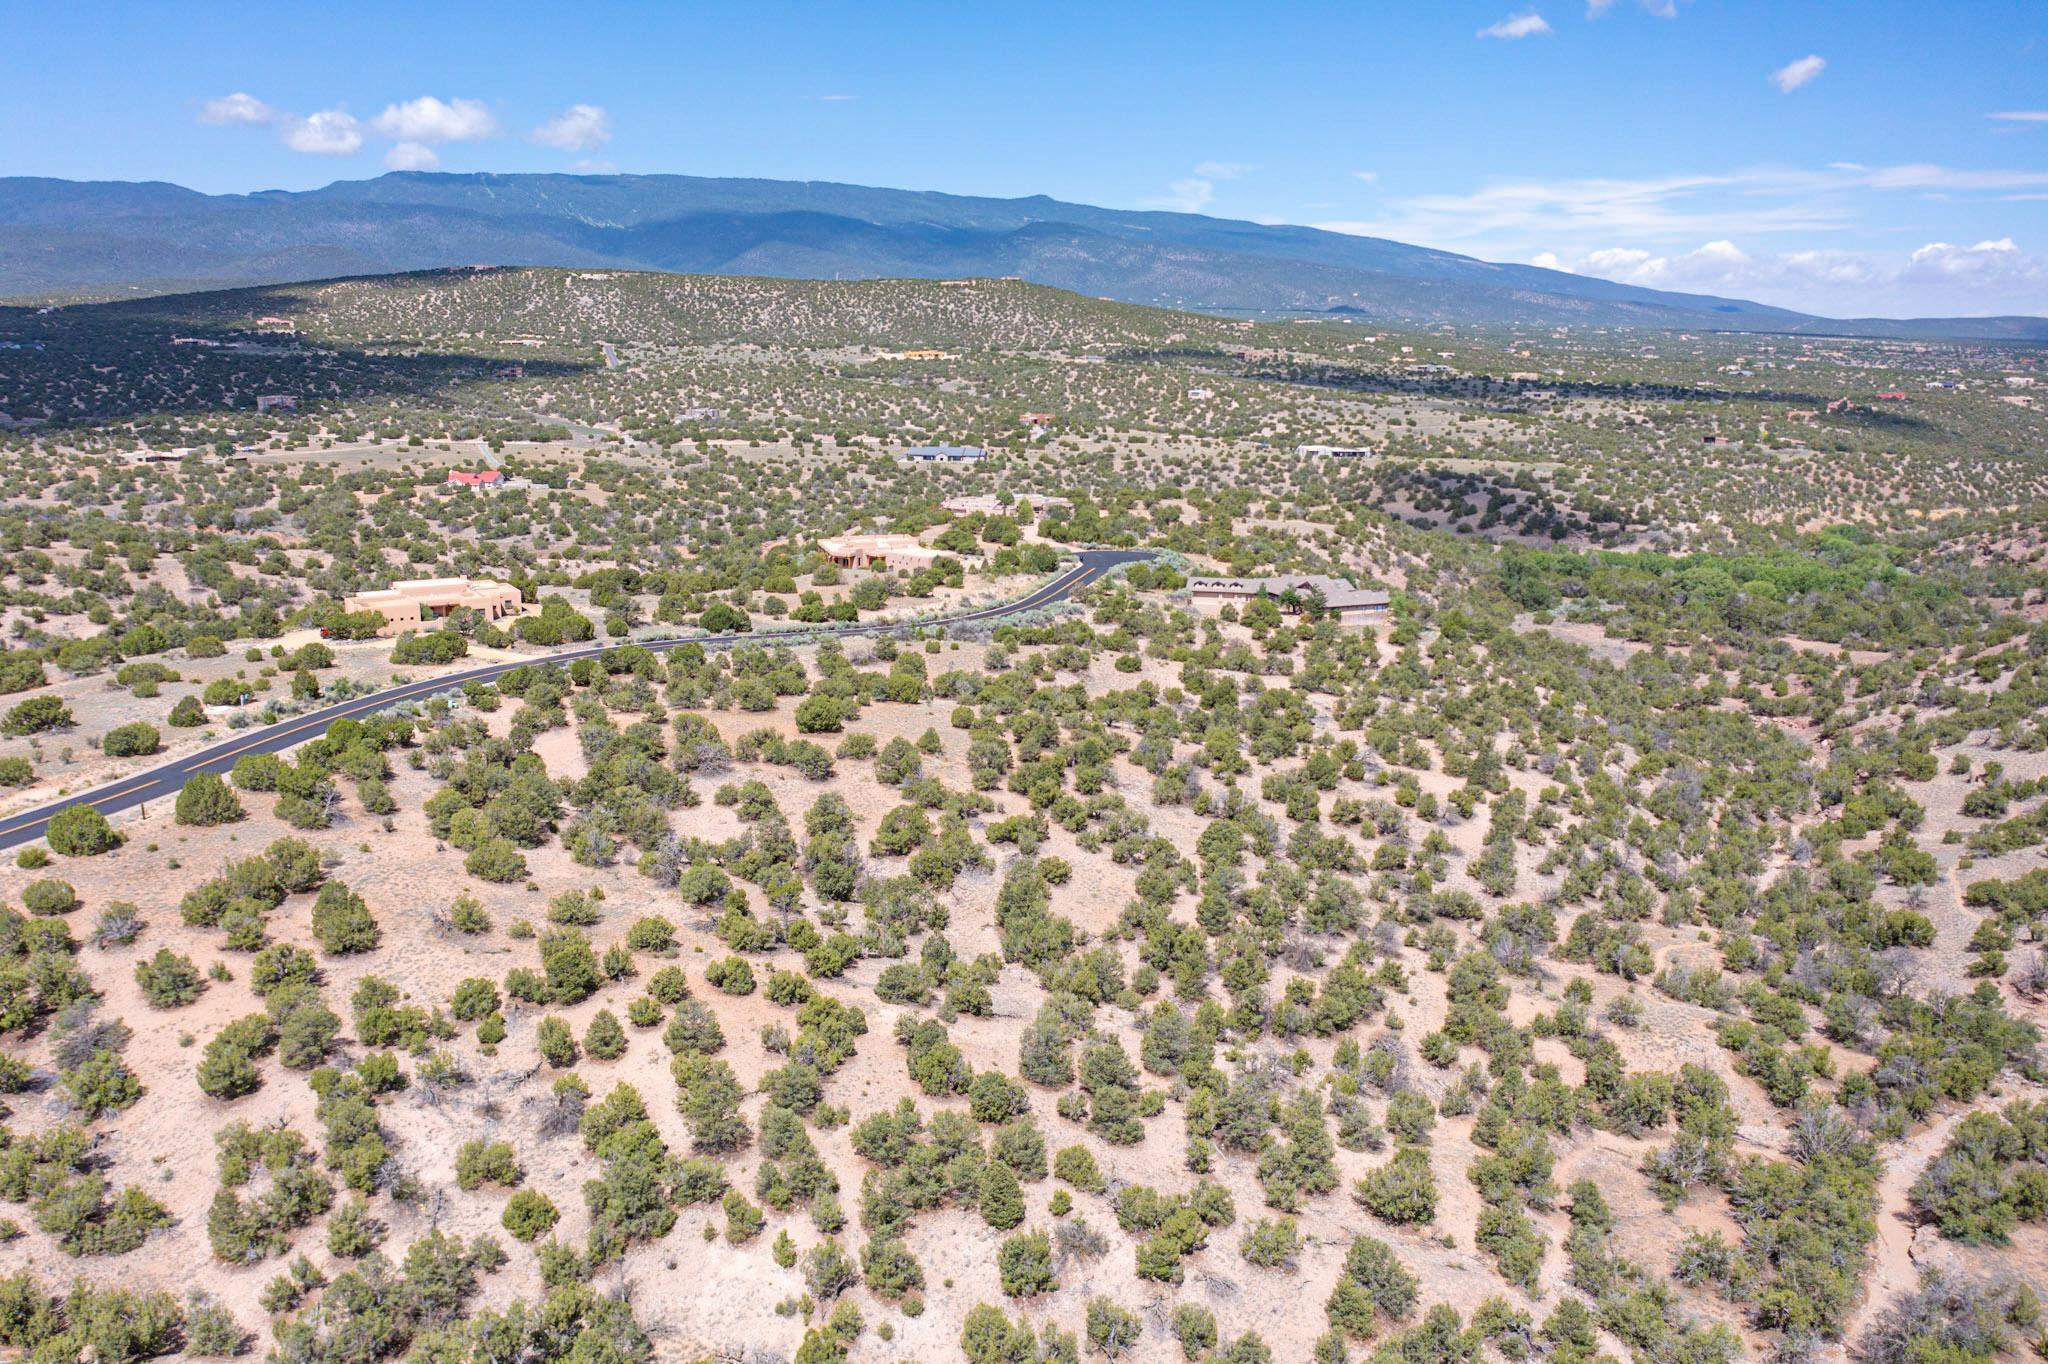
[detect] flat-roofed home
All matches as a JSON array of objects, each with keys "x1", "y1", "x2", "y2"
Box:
[
  {"x1": 1189, "y1": 573, "x2": 1391, "y2": 622},
  {"x1": 1296, "y1": 444, "x2": 1378, "y2": 460},
  {"x1": 901, "y1": 443, "x2": 986, "y2": 463},
  {"x1": 816, "y1": 533, "x2": 942, "y2": 571},
  {"x1": 255, "y1": 394, "x2": 298, "y2": 414},
  {"x1": 341, "y1": 577, "x2": 524, "y2": 637}
]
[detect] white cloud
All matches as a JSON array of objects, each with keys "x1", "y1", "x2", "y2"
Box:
[
  {"x1": 385, "y1": 141, "x2": 439, "y2": 171},
  {"x1": 1530, "y1": 251, "x2": 1569, "y2": 271},
  {"x1": 531, "y1": 103, "x2": 612, "y2": 153},
  {"x1": 281, "y1": 110, "x2": 363, "y2": 156},
  {"x1": 1772, "y1": 55, "x2": 1826, "y2": 93},
  {"x1": 1479, "y1": 11, "x2": 1552, "y2": 39},
  {"x1": 1352, "y1": 170, "x2": 1379, "y2": 185},
  {"x1": 1863, "y1": 162, "x2": 2048, "y2": 192},
  {"x1": 1906, "y1": 237, "x2": 2029, "y2": 280},
  {"x1": 1314, "y1": 169, "x2": 1849, "y2": 248},
  {"x1": 198, "y1": 92, "x2": 274, "y2": 126},
  {"x1": 1146, "y1": 177, "x2": 1216, "y2": 213},
  {"x1": 1989, "y1": 110, "x2": 2048, "y2": 123},
  {"x1": 818, "y1": 94, "x2": 857, "y2": 102},
  {"x1": 1194, "y1": 161, "x2": 1255, "y2": 181},
  {"x1": 1589, "y1": 0, "x2": 1679, "y2": 16},
  {"x1": 1541, "y1": 236, "x2": 2048, "y2": 316},
  {"x1": 372, "y1": 96, "x2": 498, "y2": 144}
]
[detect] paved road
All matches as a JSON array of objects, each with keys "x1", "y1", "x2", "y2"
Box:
[{"x1": 0, "y1": 549, "x2": 1151, "y2": 852}]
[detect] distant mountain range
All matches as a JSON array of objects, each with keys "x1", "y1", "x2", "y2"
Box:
[{"x1": 3, "y1": 171, "x2": 2043, "y2": 340}]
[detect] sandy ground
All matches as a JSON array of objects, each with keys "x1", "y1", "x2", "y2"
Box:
[{"x1": 0, "y1": 600, "x2": 2035, "y2": 1363}]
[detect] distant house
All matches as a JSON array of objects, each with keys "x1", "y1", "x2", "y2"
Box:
[
  {"x1": 680, "y1": 406, "x2": 726, "y2": 421},
  {"x1": 1189, "y1": 574, "x2": 1390, "y2": 622},
  {"x1": 492, "y1": 363, "x2": 526, "y2": 379},
  {"x1": 447, "y1": 469, "x2": 504, "y2": 490},
  {"x1": 900, "y1": 444, "x2": 986, "y2": 464},
  {"x1": 1020, "y1": 412, "x2": 1056, "y2": 427},
  {"x1": 255, "y1": 394, "x2": 298, "y2": 414},
  {"x1": 1187, "y1": 387, "x2": 1214, "y2": 399},
  {"x1": 1702, "y1": 435, "x2": 1735, "y2": 445},
  {"x1": 340, "y1": 577, "x2": 523, "y2": 637},
  {"x1": 899, "y1": 350, "x2": 952, "y2": 361},
  {"x1": 1296, "y1": 444, "x2": 1377, "y2": 460},
  {"x1": 818, "y1": 533, "x2": 942, "y2": 571},
  {"x1": 1874, "y1": 391, "x2": 1907, "y2": 401}
]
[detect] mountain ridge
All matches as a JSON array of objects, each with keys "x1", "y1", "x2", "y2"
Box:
[{"x1": 3, "y1": 170, "x2": 2043, "y2": 340}]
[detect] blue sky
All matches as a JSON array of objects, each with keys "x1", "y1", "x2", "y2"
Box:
[{"x1": 6, "y1": 0, "x2": 2047, "y2": 316}]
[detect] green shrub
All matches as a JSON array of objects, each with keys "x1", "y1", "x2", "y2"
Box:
[
  {"x1": 996, "y1": 1228, "x2": 1056, "y2": 1297},
  {"x1": 310, "y1": 882, "x2": 380, "y2": 954},
  {"x1": 502, "y1": 1189, "x2": 559, "y2": 1241},
  {"x1": 454, "y1": 1138, "x2": 522, "y2": 1190},
  {"x1": 22, "y1": 879, "x2": 76, "y2": 916},
  {"x1": 1354, "y1": 1145, "x2": 1437, "y2": 1224},
  {"x1": 135, "y1": 949, "x2": 206, "y2": 1007},
  {"x1": 46, "y1": 805, "x2": 117, "y2": 857},
  {"x1": 100, "y1": 722, "x2": 160, "y2": 758},
  {"x1": 175, "y1": 774, "x2": 244, "y2": 826},
  {"x1": 1, "y1": 696, "x2": 71, "y2": 736},
  {"x1": 536, "y1": 1016, "x2": 578, "y2": 1067}
]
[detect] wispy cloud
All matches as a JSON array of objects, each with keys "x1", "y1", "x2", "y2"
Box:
[
  {"x1": 197, "y1": 92, "x2": 274, "y2": 126},
  {"x1": 1861, "y1": 163, "x2": 2048, "y2": 191},
  {"x1": 1588, "y1": 0, "x2": 1680, "y2": 17},
  {"x1": 1989, "y1": 110, "x2": 2048, "y2": 124},
  {"x1": 1352, "y1": 170, "x2": 1380, "y2": 185},
  {"x1": 531, "y1": 104, "x2": 612, "y2": 153},
  {"x1": 1479, "y1": 11, "x2": 1552, "y2": 39},
  {"x1": 386, "y1": 142, "x2": 439, "y2": 171},
  {"x1": 1194, "y1": 160, "x2": 1255, "y2": 181},
  {"x1": 1315, "y1": 168, "x2": 1849, "y2": 248},
  {"x1": 1145, "y1": 177, "x2": 1216, "y2": 213},
  {"x1": 1310, "y1": 160, "x2": 2048, "y2": 271},
  {"x1": 1772, "y1": 54, "x2": 1826, "y2": 93},
  {"x1": 818, "y1": 94, "x2": 857, "y2": 103},
  {"x1": 1547, "y1": 236, "x2": 2047, "y2": 316}
]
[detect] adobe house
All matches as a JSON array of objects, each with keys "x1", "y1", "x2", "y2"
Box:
[
  {"x1": 341, "y1": 578, "x2": 524, "y2": 637},
  {"x1": 817, "y1": 533, "x2": 943, "y2": 572}
]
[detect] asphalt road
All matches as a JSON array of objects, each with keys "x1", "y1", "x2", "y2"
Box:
[{"x1": 0, "y1": 548, "x2": 1152, "y2": 852}]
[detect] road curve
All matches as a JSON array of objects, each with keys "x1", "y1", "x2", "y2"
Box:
[{"x1": 0, "y1": 548, "x2": 1153, "y2": 852}]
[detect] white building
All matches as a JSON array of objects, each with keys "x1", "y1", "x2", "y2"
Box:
[
  {"x1": 1296, "y1": 444, "x2": 1378, "y2": 460},
  {"x1": 899, "y1": 444, "x2": 987, "y2": 464}
]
